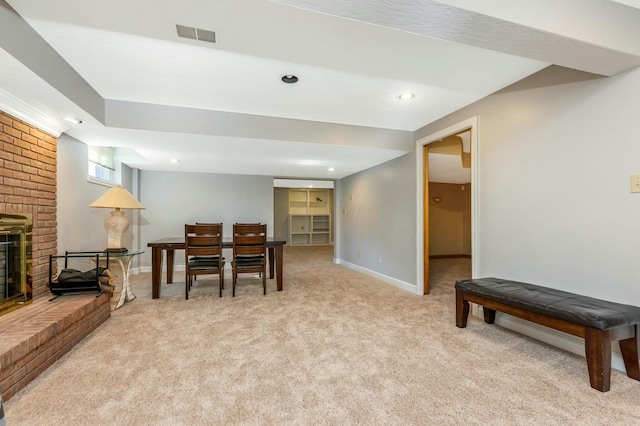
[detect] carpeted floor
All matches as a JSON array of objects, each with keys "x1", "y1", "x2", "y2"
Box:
[{"x1": 4, "y1": 245, "x2": 640, "y2": 425}]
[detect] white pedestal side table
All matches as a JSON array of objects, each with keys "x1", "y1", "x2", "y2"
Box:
[{"x1": 98, "y1": 250, "x2": 144, "y2": 310}]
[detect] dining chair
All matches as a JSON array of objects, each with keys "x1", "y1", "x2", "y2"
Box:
[
  {"x1": 185, "y1": 223, "x2": 225, "y2": 299},
  {"x1": 230, "y1": 222, "x2": 261, "y2": 272},
  {"x1": 192, "y1": 222, "x2": 225, "y2": 283},
  {"x1": 232, "y1": 223, "x2": 267, "y2": 296}
]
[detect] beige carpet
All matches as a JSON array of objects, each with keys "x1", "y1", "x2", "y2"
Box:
[{"x1": 5, "y1": 246, "x2": 640, "y2": 425}]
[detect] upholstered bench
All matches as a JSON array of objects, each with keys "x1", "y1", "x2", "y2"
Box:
[{"x1": 455, "y1": 277, "x2": 640, "y2": 392}]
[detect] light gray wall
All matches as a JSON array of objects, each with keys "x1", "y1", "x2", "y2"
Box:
[
  {"x1": 416, "y1": 65, "x2": 640, "y2": 305},
  {"x1": 57, "y1": 136, "x2": 273, "y2": 272},
  {"x1": 57, "y1": 134, "x2": 136, "y2": 253},
  {"x1": 58, "y1": 64, "x2": 640, "y2": 306},
  {"x1": 273, "y1": 187, "x2": 289, "y2": 241},
  {"x1": 336, "y1": 152, "x2": 417, "y2": 285},
  {"x1": 138, "y1": 170, "x2": 274, "y2": 269}
]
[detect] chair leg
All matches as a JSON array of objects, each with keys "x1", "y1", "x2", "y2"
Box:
[
  {"x1": 232, "y1": 270, "x2": 236, "y2": 297},
  {"x1": 263, "y1": 268, "x2": 266, "y2": 295},
  {"x1": 185, "y1": 275, "x2": 189, "y2": 300}
]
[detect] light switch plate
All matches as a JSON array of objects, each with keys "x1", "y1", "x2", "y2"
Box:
[{"x1": 631, "y1": 174, "x2": 640, "y2": 193}]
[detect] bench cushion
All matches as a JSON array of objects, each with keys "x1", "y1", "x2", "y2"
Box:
[{"x1": 455, "y1": 277, "x2": 640, "y2": 330}]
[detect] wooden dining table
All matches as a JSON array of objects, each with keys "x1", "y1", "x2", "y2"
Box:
[{"x1": 147, "y1": 237, "x2": 286, "y2": 298}]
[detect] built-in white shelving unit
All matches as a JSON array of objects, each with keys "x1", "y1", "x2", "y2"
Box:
[{"x1": 288, "y1": 189, "x2": 332, "y2": 246}]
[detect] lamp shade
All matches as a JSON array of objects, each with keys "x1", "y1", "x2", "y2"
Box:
[{"x1": 89, "y1": 186, "x2": 145, "y2": 210}]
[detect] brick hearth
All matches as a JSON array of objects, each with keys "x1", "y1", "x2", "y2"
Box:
[{"x1": 0, "y1": 293, "x2": 111, "y2": 401}]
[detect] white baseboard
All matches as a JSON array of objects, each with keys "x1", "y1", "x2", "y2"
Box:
[
  {"x1": 335, "y1": 259, "x2": 417, "y2": 293},
  {"x1": 473, "y1": 306, "x2": 626, "y2": 373}
]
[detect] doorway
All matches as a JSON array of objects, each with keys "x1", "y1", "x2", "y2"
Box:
[
  {"x1": 272, "y1": 179, "x2": 335, "y2": 248},
  {"x1": 416, "y1": 117, "x2": 478, "y2": 294}
]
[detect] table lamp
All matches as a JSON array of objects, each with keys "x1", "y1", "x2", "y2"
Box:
[{"x1": 90, "y1": 186, "x2": 145, "y2": 253}]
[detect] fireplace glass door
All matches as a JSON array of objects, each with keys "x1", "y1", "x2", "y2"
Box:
[{"x1": 0, "y1": 213, "x2": 33, "y2": 315}]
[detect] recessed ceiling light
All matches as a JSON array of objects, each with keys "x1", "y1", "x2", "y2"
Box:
[
  {"x1": 398, "y1": 93, "x2": 415, "y2": 101},
  {"x1": 328, "y1": 167, "x2": 335, "y2": 172},
  {"x1": 281, "y1": 75, "x2": 299, "y2": 84},
  {"x1": 170, "y1": 158, "x2": 180, "y2": 163},
  {"x1": 63, "y1": 116, "x2": 84, "y2": 124}
]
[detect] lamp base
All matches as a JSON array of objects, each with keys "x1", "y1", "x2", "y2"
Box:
[{"x1": 104, "y1": 247, "x2": 128, "y2": 254}]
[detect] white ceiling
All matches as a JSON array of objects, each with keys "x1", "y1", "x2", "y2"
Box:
[{"x1": 2, "y1": 0, "x2": 640, "y2": 181}]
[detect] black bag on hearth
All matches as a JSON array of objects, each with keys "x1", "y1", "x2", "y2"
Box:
[{"x1": 48, "y1": 251, "x2": 111, "y2": 300}]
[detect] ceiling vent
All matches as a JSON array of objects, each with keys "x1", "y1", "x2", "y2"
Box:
[{"x1": 176, "y1": 24, "x2": 216, "y2": 44}]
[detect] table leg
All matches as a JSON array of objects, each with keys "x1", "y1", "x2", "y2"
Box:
[
  {"x1": 151, "y1": 247, "x2": 162, "y2": 299},
  {"x1": 113, "y1": 257, "x2": 136, "y2": 310},
  {"x1": 166, "y1": 249, "x2": 175, "y2": 284},
  {"x1": 268, "y1": 247, "x2": 275, "y2": 279},
  {"x1": 123, "y1": 258, "x2": 135, "y2": 303},
  {"x1": 275, "y1": 245, "x2": 283, "y2": 291}
]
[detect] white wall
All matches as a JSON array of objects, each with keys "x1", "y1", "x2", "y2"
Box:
[
  {"x1": 336, "y1": 152, "x2": 417, "y2": 288},
  {"x1": 416, "y1": 65, "x2": 640, "y2": 305}
]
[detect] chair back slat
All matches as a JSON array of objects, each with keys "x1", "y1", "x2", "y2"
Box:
[
  {"x1": 188, "y1": 246, "x2": 222, "y2": 256},
  {"x1": 234, "y1": 246, "x2": 263, "y2": 255},
  {"x1": 188, "y1": 235, "x2": 222, "y2": 247},
  {"x1": 185, "y1": 224, "x2": 223, "y2": 255},
  {"x1": 234, "y1": 234, "x2": 265, "y2": 246}
]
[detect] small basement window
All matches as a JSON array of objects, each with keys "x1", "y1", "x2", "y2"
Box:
[{"x1": 88, "y1": 146, "x2": 115, "y2": 184}]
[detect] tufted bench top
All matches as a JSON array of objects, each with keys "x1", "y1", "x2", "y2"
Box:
[{"x1": 455, "y1": 277, "x2": 640, "y2": 330}]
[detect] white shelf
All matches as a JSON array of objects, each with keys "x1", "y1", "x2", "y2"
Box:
[{"x1": 288, "y1": 189, "x2": 332, "y2": 246}]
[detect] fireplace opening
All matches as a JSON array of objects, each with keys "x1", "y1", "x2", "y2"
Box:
[{"x1": 0, "y1": 213, "x2": 33, "y2": 316}]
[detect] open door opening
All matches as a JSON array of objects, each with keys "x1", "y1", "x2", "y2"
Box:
[
  {"x1": 273, "y1": 178, "x2": 335, "y2": 252},
  {"x1": 417, "y1": 117, "x2": 477, "y2": 295},
  {"x1": 423, "y1": 146, "x2": 430, "y2": 294}
]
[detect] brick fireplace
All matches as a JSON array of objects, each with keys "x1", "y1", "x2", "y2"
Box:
[
  {"x1": 0, "y1": 110, "x2": 56, "y2": 298},
  {"x1": 0, "y1": 111, "x2": 111, "y2": 401}
]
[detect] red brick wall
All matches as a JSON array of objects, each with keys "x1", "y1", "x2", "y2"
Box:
[
  {"x1": 0, "y1": 111, "x2": 57, "y2": 298},
  {"x1": 0, "y1": 111, "x2": 111, "y2": 403}
]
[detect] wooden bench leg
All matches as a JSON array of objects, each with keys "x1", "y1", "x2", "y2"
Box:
[
  {"x1": 619, "y1": 326, "x2": 640, "y2": 381},
  {"x1": 456, "y1": 289, "x2": 470, "y2": 328},
  {"x1": 483, "y1": 307, "x2": 496, "y2": 324},
  {"x1": 584, "y1": 328, "x2": 611, "y2": 392}
]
